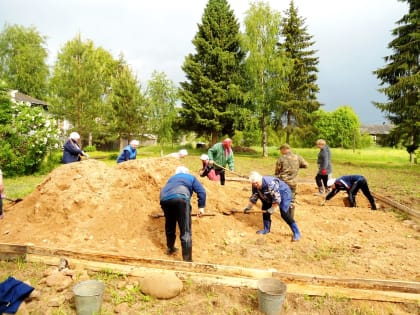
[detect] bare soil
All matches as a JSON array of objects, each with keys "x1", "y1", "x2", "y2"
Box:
[{"x1": 1, "y1": 158, "x2": 419, "y2": 314}]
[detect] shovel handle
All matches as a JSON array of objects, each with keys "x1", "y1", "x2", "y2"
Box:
[
  {"x1": 3, "y1": 197, "x2": 23, "y2": 203},
  {"x1": 150, "y1": 213, "x2": 216, "y2": 218},
  {"x1": 212, "y1": 162, "x2": 247, "y2": 179}
]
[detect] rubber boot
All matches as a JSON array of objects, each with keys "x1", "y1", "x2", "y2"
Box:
[
  {"x1": 182, "y1": 247, "x2": 192, "y2": 262},
  {"x1": 289, "y1": 204, "x2": 295, "y2": 220},
  {"x1": 371, "y1": 203, "x2": 377, "y2": 210},
  {"x1": 256, "y1": 220, "x2": 271, "y2": 235},
  {"x1": 290, "y1": 222, "x2": 301, "y2": 242}
]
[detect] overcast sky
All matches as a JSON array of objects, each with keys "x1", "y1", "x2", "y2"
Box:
[{"x1": 0, "y1": 0, "x2": 408, "y2": 124}]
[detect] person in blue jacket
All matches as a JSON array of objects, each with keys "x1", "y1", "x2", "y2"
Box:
[
  {"x1": 243, "y1": 171, "x2": 301, "y2": 241},
  {"x1": 116, "y1": 140, "x2": 139, "y2": 163},
  {"x1": 324, "y1": 175, "x2": 377, "y2": 210},
  {"x1": 62, "y1": 132, "x2": 88, "y2": 164},
  {"x1": 160, "y1": 166, "x2": 206, "y2": 262}
]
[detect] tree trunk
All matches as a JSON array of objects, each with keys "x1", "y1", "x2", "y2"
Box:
[
  {"x1": 211, "y1": 131, "x2": 218, "y2": 146},
  {"x1": 119, "y1": 134, "x2": 124, "y2": 151},
  {"x1": 286, "y1": 111, "x2": 291, "y2": 144},
  {"x1": 262, "y1": 115, "x2": 268, "y2": 157}
]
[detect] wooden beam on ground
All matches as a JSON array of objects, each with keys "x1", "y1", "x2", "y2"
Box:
[
  {"x1": 26, "y1": 253, "x2": 420, "y2": 303},
  {"x1": 372, "y1": 192, "x2": 420, "y2": 221},
  {"x1": 1, "y1": 243, "x2": 419, "y2": 303}
]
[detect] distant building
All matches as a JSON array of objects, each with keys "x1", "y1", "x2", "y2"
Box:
[
  {"x1": 10, "y1": 90, "x2": 49, "y2": 110},
  {"x1": 360, "y1": 124, "x2": 394, "y2": 144}
]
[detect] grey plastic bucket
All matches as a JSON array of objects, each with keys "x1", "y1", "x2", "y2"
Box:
[
  {"x1": 257, "y1": 278, "x2": 287, "y2": 315},
  {"x1": 73, "y1": 280, "x2": 105, "y2": 315}
]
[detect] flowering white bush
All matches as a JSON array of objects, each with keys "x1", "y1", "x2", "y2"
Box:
[{"x1": 0, "y1": 96, "x2": 62, "y2": 176}]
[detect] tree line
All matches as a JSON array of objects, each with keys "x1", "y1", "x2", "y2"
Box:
[{"x1": 0, "y1": 0, "x2": 418, "y2": 173}]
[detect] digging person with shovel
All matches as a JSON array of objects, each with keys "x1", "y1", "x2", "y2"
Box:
[
  {"x1": 243, "y1": 171, "x2": 301, "y2": 241},
  {"x1": 207, "y1": 138, "x2": 234, "y2": 186},
  {"x1": 160, "y1": 166, "x2": 206, "y2": 262}
]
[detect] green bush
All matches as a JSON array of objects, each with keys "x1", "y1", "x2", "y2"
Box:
[{"x1": 84, "y1": 145, "x2": 97, "y2": 152}]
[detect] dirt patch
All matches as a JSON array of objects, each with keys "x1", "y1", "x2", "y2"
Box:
[{"x1": 1, "y1": 158, "x2": 419, "y2": 282}]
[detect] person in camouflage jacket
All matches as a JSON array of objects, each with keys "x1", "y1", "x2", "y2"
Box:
[{"x1": 274, "y1": 144, "x2": 308, "y2": 218}]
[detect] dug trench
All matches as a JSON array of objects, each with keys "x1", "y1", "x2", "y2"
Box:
[{"x1": 0, "y1": 158, "x2": 419, "y2": 284}]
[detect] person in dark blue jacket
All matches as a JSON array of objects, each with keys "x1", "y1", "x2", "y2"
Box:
[
  {"x1": 243, "y1": 171, "x2": 301, "y2": 241},
  {"x1": 62, "y1": 132, "x2": 88, "y2": 164},
  {"x1": 324, "y1": 175, "x2": 377, "y2": 210},
  {"x1": 160, "y1": 166, "x2": 206, "y2": 262},
  {"x1": 116, "y1": 140, "x2": 139, "y2": 163}
]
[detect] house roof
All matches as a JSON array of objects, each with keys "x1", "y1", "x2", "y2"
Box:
[
  {"x1": 360, "y1": 124, "x2": 394, "y2": 135},
  {"x1": 10, "y1": 90, "x2": 49, "y2": 110}
]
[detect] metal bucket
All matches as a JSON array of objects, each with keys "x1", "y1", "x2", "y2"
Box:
[
  {"x1": 257, "y1": 278, "x2": 287, "y2": 315},
  {"x1": 73, "y1": 280, "x2": 105, "y2": 315}
]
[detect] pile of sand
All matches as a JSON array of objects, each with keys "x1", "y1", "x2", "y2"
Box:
[{"x1": 1, "y1": 158, "x2": 419, "y2": 281}]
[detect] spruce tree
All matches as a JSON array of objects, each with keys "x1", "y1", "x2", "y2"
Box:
[
  {"x1": 278, "y1": 0, "x2": 320, "y2": 144},
  {"x1": 374, "y1": 0, "x2": 419, "y2": 161},
  {"x1": 179, "y1": 0, "x2": 245, "y2": 144}
]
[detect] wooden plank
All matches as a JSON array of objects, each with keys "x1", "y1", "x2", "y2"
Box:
[
  {"x1": 0, "y1": 243, "x2": 27, "y2": 260},
  {"x1": 2, "y1": 243, "x2": 420, "y2": 297},
  {"x1": 26, "y1": 254, "x2": 420, "y2": 303},
  {"x1": 273, "y1": 272, "x2": 420, "y2": 294},
  {"x1": 372, "y1": 192, "x2": 420, "y2": 221}
]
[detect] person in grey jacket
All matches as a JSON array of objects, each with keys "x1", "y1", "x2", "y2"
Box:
[
  {"x1": 315, "y1": 139, "x2": 332, "y2": 194},
  {"x1": 160, "y1": 166, "x2": 206, "y2": 262}
]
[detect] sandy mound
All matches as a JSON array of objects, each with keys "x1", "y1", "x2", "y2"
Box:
[{"x1": 1, "y1": 158, "x2": 419, "y2": 281}]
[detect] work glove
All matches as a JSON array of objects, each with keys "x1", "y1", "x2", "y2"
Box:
[
  {"x1": 243, "y1": 205, "x2": 252, "y2": 214},
  {"x1": 267, "y1": 207, "x2": 276, "y2": 214},
  {"x1": 321, "y1": 169, "x2": 327, "y2": 175},
  {"x1": 198, "y1": 208, "x2": 205, "y2": 217},
  {"x1": 208, "y1": 160, "x2": 214, "y2": 166}
]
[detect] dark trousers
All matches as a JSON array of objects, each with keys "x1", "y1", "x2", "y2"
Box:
[
  {"x1": 349, "y1": 178, "x2": 376, "y2": 208},
  {"x1": 315, "y1": 174, "x2": 328, "y2": 189},
  {"x1": 215, "y1": 169, "x2": 226, "y2": 185},
  {"x1": 0, "y1": 198, "x2": 2, "y2": 215},
  {"x1": 160, "y1": 199, "x2": 192, "y2": 258},
  {"x1": 261, "y1": 201, "x2": 295, "y2": 226}
]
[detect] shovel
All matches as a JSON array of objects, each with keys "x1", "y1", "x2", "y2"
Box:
[
  {"x1": 212, "y1": 162, "x2": 248, "y2": 179},
  {"x1": 222, "y1": 208, "x2": 268, "y2": 215},
  {"x1": 150, "y1": 212, "x2": 216, "y2": 219},
  {"x1": 3, "y1": 197, "x2": 23, "y2": 204}
]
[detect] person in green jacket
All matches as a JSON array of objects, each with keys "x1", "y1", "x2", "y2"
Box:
[{"x1": 208, "y1": 138, "x2": 234, "y2": 185}]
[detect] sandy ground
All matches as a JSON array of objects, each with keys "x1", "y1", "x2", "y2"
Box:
[{"x1": 1, "y1": 158, "x2": 419, "y2": 282}]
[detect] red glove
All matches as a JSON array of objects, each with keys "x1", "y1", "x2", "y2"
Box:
[{"x1": 321, "y1": 169, "x2": 327, "y2": 175}]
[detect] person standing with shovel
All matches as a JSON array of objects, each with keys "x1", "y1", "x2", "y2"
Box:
[
  {"x1": 243, "y1": 171, "x2": 301, "y2": 241},
  {"x1": 208, "y1": 138, "x2": 234, "y2": 185}
]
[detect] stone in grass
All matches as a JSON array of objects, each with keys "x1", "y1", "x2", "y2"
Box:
[{"x1": 140, "y1": 272, "x2": 183, "y2": 299}]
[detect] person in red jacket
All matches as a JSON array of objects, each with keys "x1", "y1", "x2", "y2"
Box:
[{"x1": 199, "y1": 154, "x2": 220, "y2": 181}]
